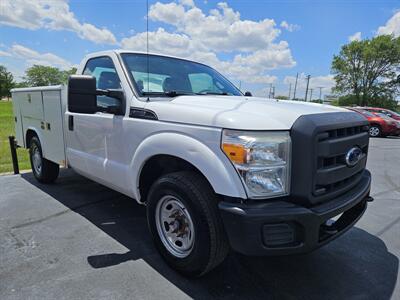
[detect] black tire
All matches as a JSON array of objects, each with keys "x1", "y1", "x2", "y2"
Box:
[
  {"x1": 146, "y1": 171, "x2": 229, "y2": 277},
  {"x1": 29, "y1": 136, "x2": 59, "y2": 183},
  {"x1": 369, "y1": 125, "x2": 381, "y2": 137}
]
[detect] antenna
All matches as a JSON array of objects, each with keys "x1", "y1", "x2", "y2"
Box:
[{"x1": 146, "y1": 0, "x2": 150, "y2": 100}]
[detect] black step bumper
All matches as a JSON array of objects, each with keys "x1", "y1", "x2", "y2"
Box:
[{"x1": 218, "y1": 170, "x2": 372, "y2": 256}]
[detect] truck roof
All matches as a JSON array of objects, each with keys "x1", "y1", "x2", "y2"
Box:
[
  {"x1": 82, "y1": 50, "x2": 203, "y2": 65},
  {"x1": 11, "y1": 85, "x2": 64, "y2": 93}
]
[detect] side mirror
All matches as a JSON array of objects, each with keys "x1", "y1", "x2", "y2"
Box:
[
  {"x1": 96, "y1": 89, "x2": 125, "y2": 115},
  {"x1": 244, "y1": 91, "x2": 252, "y2": 97},
  {"x1": 68, "y1": 75, "x2": 97, "y2": 114}
]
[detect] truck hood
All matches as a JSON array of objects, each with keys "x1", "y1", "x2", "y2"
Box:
[{"x1": 144, "y1": 96, "x2": 350, "y2": 130}]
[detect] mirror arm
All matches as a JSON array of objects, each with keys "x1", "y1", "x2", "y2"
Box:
[
  {"x1": 96, "y1": 89, "x2": 108, "y2": 96},
  {"x1": 96, "y1": 89, "x2": 124, "y2": 101}
]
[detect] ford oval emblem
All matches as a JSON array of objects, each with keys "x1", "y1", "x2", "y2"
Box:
[{"x1": 345, "y1": 147, "x2": 362, "y2": 167}]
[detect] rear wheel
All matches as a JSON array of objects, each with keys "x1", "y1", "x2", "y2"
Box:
[
  {"x1": 369, "y1": 125, "x2": 381, "y2": 137},
  {"x1": 29, "y1": 136, "x2": 59, "y2": 183},
  {"x1": 146, "y1": 171, "x2": 229, "y2": 277}
]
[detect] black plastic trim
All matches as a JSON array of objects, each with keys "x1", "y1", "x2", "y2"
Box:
[
  {"x1": 218, "y1": 169, "x2": 371, "y2": 256},
  {"x1": 290, "y1": 112, "x2": 369, "y2": 206},
  {"x1": 129, "y1": 107, "x2": 158, "y2": 120}
]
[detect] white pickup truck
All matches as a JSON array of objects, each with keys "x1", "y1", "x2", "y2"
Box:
[{"x1": 12, "y1": 50, "x2": 372, "y2": 276}]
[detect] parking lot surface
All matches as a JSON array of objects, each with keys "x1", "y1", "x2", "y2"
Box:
[{"x1": 0, "y1": 137, "x2": 399, "y2": 300}]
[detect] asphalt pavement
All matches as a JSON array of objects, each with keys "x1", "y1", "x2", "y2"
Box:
[{"x1": 0, "y1": 137, "x2": 399, "y2": 299}]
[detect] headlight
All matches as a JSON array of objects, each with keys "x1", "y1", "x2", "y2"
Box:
[{"x1": 222, "y1": 130, "x2": 291, "y2": 198}]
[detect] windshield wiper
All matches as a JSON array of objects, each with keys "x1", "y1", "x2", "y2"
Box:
[
  {"x1": 197, "y1": 91, "x2": 228, "y2": 95},
  {"x1": 142, "y1": 90, "x2": 196, "y2": 97}
]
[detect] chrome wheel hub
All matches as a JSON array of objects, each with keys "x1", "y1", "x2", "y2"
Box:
[
  {"x1": 369, "y1": 127, "x2": 380, "y2": 137},
  {"x1": 32, "y1": 144, "x2": 42, "y2": 174},
  {"x1": 155, "y1": 195, "x2": 195, "y2": 258}
]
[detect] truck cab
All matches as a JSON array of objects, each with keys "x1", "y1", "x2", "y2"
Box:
[{"x1": 12, "y1": 50, "x2": 372, "y2": 277}]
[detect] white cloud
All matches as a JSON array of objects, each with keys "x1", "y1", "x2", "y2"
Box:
[
  {"x1": 377, "y1": 10, "x2": 400, "y2": 37},
  {"x1": 0, "y1": 50, "x2": 11, "y2": 57},
  {"x1": 9, "y1": 44, "x2": 74, "y2": 70},
  {"x1": 280, "y1": 21, "x2": 300, "y2": 32},
  {"x1": 0, "y1": 0, "x2": 117, "y2": 45},
  {"x1": 123, "y1": 1, "x2": 296, "y2": 85},
  {"x1": 149, "y1": 2, "x2": 281, "y2": 53},
  {"x1": 121, "y1": 28, "x2": 193, "y2": 57},
  {"x1": 348, "y1": 32, "x2": 362, "y2": 42},
  {"x1": 179, "y1": 0, "x2": 195, "y2": 8}
]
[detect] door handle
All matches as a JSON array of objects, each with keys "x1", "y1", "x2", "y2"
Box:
[{"x1": 68, "y1": 115, "x2": 74, "y2": 131}]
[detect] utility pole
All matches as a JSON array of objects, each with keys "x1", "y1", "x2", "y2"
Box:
[
  {"x1": 293, "y1": 73, "x2": 298, "y2": 100},
  {"x1": 268, "y1": 83, "x2": 273, "y2": 98},
  {"x1": 272, "y1": 86, "x2": 275, "y2": 98},
  {"x1": 304, "y1": 75, "x2": 311, "y2": 102},
  {"x1": 310, "y1": 88, "x2": 313, "y2": 101},
  {"x1": 288, "y1": 83, "x2": 292, "y2": 99},
  {"x1": 317, "y1": 86, "x2": 323, "y2": 100}
]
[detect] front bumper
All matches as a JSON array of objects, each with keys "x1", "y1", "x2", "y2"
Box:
[{"x1": 219, "y1": 170, "x2": 372, "y2": 256}]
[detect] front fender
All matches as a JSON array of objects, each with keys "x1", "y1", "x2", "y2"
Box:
[{"x1": 129, "y1": 132, "x2": 247, "y2": 201}]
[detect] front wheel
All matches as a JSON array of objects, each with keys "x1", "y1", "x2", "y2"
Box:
[
  {"x1": 369, "y1": 125, "x2": 381, "y2": 137},
  {"x1": 29, "y1": 136, "x2": 59, "y2": 183},
  {"x1": 146, "y1": 171, "x2": 229, "y2": 277}
]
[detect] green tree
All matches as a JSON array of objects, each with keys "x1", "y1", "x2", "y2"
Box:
[
  {"x1": 13, "y1": 81, "x2": 29, "y2": 89},
  {"x1": 23, "y1": 65, "x2": 77, "y2": 87},
  {"x1": 332, "y1": 35, "x2": 400, "y2": 106},
  {"x1": 61, "y1": 67, "x2": 77, "y2": 83},
  {"x1": 275, "y1": 95, "x2": 289, "y2": 100},
  {"x1": 338, "y1": 94, "x2": 398, "y2": 110},
  {"x1": 0, "y1": 65, "x2": 15, "y2": 100}
]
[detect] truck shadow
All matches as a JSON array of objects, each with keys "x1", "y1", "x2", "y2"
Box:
[{"x1": 21, "y1": 169, "x2": 398, "y2": 300}]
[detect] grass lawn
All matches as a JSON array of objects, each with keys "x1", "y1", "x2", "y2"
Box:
[{"x1": 0, "y1": 101, "x2": 30, "y2": 173}]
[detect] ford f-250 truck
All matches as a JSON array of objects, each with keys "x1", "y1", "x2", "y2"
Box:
[{"x1": 11, "y1": 50, "x2": 373, "y2": 277}]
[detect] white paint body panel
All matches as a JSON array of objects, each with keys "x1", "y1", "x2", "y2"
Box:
[
  {"x1": 11, "y1": 86, "x2": 67, "y2": 166},
  {"x1": 12, "y1": 50, "x2": 350, "y2": 203},
  {"x1": 146, "y1": 96, "x2": 348, "y2": 130}
]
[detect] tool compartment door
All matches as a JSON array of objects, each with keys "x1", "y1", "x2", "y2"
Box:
[
  {"x1": 11, "y1": 93, "x2": 24, "y2": 146},
  {"x1": 20, "y1": 91, "x2": 43, "y2": 120},
  {"x1": 42, "y1": 90, "x2": 66, "y2": 165}
]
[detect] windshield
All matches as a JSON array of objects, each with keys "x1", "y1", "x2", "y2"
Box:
[
  {"x1": 387, "y1": 110, "x2": 400, "y2": 117},
  {"x1": 375, "y1": 112, "x2": 392, "y2": 120},
  {"x1": 355, "y1": 109, "x2": 375, "y2": 117},
  {"x1": 121, "y1": 53, "x2": 242, "y2": 97}
]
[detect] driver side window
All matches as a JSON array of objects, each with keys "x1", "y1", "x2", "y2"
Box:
[{"x1": 83, "y1": 56, "x2": 121, "y2": 110}]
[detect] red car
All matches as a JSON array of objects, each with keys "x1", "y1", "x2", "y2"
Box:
[
  {"x1": 363, "y1": 107, "x2": 400, "y2": 121},
  {"x1": 346, "y1": 107, "x2": 400, "y2": 137}
]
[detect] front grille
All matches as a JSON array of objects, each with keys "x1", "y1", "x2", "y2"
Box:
[
  {"x1": 313, "y1": 125, "x2": 369, "y2": 200},
  {"x1": 290, "y1": 112, "x2": 370, "y2": 206},
  {"x1": 324, "y1": 125, "x2": 367, "y2": 139}
]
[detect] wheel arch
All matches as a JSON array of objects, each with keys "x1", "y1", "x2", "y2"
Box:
[
  {"x1": 130, "y1": 132, "x2": 247, "y2": 203},
  {"x1": 369, "y1": 123, "x2": 381, "y2": 128},
  {"x1": 25, "y1": 128, "x2": 41, "y2": 148},
  {"x1": 139, "y1": 155, "x2": 209, "y2": 204}
]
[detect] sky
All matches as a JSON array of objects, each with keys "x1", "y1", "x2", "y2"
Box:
[{"x1": 1, "y1": 0, "x2": 400, "y2": 99}]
